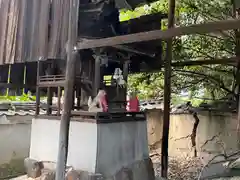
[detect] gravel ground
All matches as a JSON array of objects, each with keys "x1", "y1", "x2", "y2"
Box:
[
  {"x1": 11, "y1": 158, "x2": 203, "y2": 180},
  {"x1": 151, "y1": 154, "x2": 203, "y2": 180},
  {"x1": 10, "y1": 155, "x2": 220, "y2": 180}
]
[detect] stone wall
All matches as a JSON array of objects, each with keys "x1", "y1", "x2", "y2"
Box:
[
  {"x1": 1, "y1": 110, "x2": 240, "y2": 178},
  {"x1": 146, "y1": 109, "x2": 239, "y2": 163}
]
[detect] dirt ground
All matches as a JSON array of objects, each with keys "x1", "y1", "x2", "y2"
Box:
[{"x1": 0, "y1": 159, "x2": 25, "y2": 179}]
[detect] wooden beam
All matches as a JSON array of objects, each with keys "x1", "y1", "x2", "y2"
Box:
[
  {"x1": 161, "y1": 0, "x2": 175, "y2": 178},
  {"x1": 77, "y1": 19, "x2": 240, "y2": 50},
  {"x1": 0, "y1": 83, "x2": 35, "y2": 88},
  {"x1": 172, "y1": 57, "x2": 238, "y2": 67},
  {"x1": 55, "y1": 0, "x2": 79, "y2": 179},
  {"x1": 113, "y1": 45, "x2": 155, "y2": 57}
]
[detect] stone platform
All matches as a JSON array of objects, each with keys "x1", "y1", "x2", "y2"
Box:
[{"x1": 24, "y1": 112, "x2": 155, "y2": 180}]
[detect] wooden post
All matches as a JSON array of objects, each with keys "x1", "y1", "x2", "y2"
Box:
[
  {"x1": 6, "y1": 64, "x2": 11, "y2": 96},
  {"x1": 76, "y1": 87, "x2": 81, "y2": 109},
  {"x1": 123, "y1": 60, "x2": 129, "y2": 105},
  {"x1": 94, "y1": 56, "x2": 101, "y2": 96},
  {"x1": 23, "y1": 65, "x2": 26, "y2": 94},
  {"x1": 161, "y1": 0, "x2": 175, "y2": 178},
  {"x1": 35, "y1": 60, "x2": 41, "y2": 116},
  {"x1": 46, "y1": 87, "x2": 53, "y2": 115},
  {"x1": 123, "y1": 60, "x2": 129, "y2": 83},
  {"x1": 72, "y1": 88, "x2": 75, "y2": 109},
  {"x1": 57, "y1": 86, "x2": 62, "y2": 116},
  {"x1": 55, "y1": 0, "x2": 79, "y2": 179}
]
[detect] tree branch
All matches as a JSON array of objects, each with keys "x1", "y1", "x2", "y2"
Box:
[
  {"x1": 201, "y1": 34, "x2": 234, "y2": 43},
  {"x1": 182, "y1": 46, "x2": 216, "y2": 60},
  {"x1": 174, "y1": 69, "x2": 235, "y2": 95},
  {"x1": 201, "y1": 65, "x2": 233, "y2": 75}
]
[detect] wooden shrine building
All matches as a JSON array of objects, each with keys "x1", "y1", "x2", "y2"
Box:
[
  {"x1": 1, "y1": 0, "x2": 240, "y2": 179},
  {"x1": 0, "y1": 0, "x2": 167, "y2": 115}
]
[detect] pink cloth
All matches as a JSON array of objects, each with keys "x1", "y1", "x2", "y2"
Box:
[
  {"x1": 100, "y1": 95, "x2": 108, "y2": 112},
  {"x1": 127, "y1": 96, "x2": 140, "y2": 112}
]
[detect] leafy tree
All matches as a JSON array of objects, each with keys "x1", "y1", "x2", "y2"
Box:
[{"x1": 121, "y1": 0, "x2": 238, "y2": 104}]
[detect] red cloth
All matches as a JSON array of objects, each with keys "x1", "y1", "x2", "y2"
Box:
[
  {"x1": 127, "y1": 96, "x2": 140, "y2": 112},
  {"x1": 100, "y1": 95, "x2": 108, "y2": 112}
]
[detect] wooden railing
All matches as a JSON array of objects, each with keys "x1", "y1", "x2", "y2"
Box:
[
  {"x1": 39, "y1": 75, "x2": 65, "y2": 83},
  {"x1": 38, "y1": 75, "x2": 92, "y2": 87}
]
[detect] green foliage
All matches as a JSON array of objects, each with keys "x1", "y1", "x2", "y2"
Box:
[
  {"x1": 124, "y1": 0, "x2": 238, "y2": 104},
  {"x1": 128, "y1": 72, "x2": 164, "y2": 99},
  {"x1": 0, "y1": 93, "x2": 36, "y2": 102}
]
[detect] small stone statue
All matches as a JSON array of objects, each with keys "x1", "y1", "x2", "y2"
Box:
[
  {"x1": 88, "y1": 90, "x2": 108, "y2": 112},
  {"x1": 113, "y1": 68, "x2": 126, "y2": 87}
]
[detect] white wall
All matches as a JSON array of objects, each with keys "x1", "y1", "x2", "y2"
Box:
[{"x1": 30, "y1": 118, "x2": 98, "y2": 173}]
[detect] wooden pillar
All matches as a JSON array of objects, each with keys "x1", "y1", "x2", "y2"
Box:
[
  {"x1": 46, "y1": 87, "x2": 53, "y2": 115},
  {"x1": 35, "y1": 61, "x2": 41, "y2": 116},
  {"x1": 46, "y1": 60, "x2": 55, "y2": 115},
  {"x1": 123, "y1": 60, "x2": 129, "y2": 83},
  {"x1": 161, "y1": 0, "x2": 175, "y2": 178},
  {"x1": 76, "y1": 87, "x2": 81, "y2": 109},
  {"x1": 6, "y1": 64, "x2": 11, "y2": 96},
  {"x1": 55, "y1": 0, "x2": 79, "y2": 179},
  {"x1": 76, "y1": 55, "x2": 82, "y2": 109},
  {"x1": 72, "y1": 88, "x2": 75, "y2": 109},
  {"x1": 57, "y1": 86, "x2": 62, "y2": 116},
  {"x1": 94, "y1": 56, "x2": 101, "y2": 96},
  {"x1": 123, "y1": 60, "x2": 129, "y2": 104},
  {"x1": 23, "y1": 65, "x2": 26, "y2": 94}
]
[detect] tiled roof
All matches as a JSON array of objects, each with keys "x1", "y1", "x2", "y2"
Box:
[
  {"x1": 0, "y1": 110, "x2": 44, "y2": 116},
  {"x1": 140, "y1": 100, "x2": 163, "y2": 110},
  {"x1": 0, "y1": 101, "x2": 57, "y2": 116}
]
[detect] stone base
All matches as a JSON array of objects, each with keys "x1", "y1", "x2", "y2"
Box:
[
  {"x1": 112, "y1": 158, "x2": 155, "y2": 180},
  {"x1": 24, "y1": 158, "x2": 155, "y2": 180}
]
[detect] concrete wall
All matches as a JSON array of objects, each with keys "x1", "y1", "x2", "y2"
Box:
[
  {"x1": 147, "y1": 109, "x2": 239, "y2": 163},
  {"x1": 96, "y1": 121, "x2": 149, "y2": 176},
  {"x1": 0, "y1": 115, "x2": 31, "y2": 177},
  {"x1": 30, "y1": 118, "x2": 98, "y2": 173}
]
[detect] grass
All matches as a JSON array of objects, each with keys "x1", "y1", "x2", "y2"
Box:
[{"x1": 0, "y1": 93, "x2": 36, "y2": 102}]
